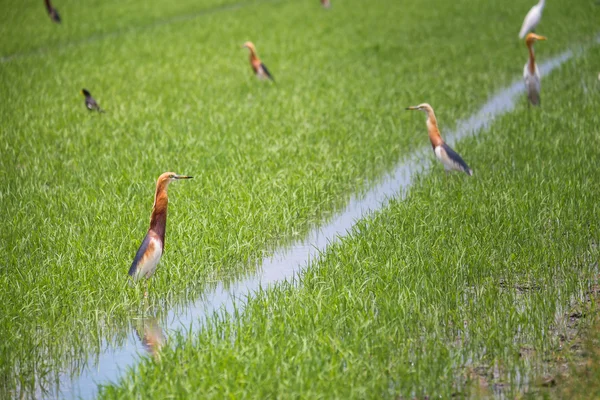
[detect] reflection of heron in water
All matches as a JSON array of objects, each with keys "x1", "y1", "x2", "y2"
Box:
[{"x1": 133, "y1": 316, "x2": 166, "y2": 359}]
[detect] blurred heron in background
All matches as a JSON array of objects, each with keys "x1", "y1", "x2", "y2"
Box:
[
  {"x1": 406, "y1": 104, "x2": 473, "y2": 176},
  {"x1": 242, "y1": 42, "x2": 275, "y2": 81},
  {"x1": 519, "y1": 0, "x2": 545, "y2": 39},
  {"x1": 523, "y1": 33, "x2": 547, "y2": 106}
]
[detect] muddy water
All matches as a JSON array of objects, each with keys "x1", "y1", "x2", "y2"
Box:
[{"x1": 44, "y1": 45, "x2": 588, "y2": 399}]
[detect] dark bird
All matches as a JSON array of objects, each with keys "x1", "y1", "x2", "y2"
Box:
[
  {"x1": 44, "y1": 0, "x2": 61, "y2": 23},
  {"x1": 128, "y1": 172, "x2": 193, "y2": 296},
  {"x1": 406, "y1": 103, "x2": 473, "y2": 176},
  {"x1": 242, "y1": 42, "x2": 274, "y2": 81},
  {"x1": 81, "y1": 89, "x2": 104, "y2": 112}
]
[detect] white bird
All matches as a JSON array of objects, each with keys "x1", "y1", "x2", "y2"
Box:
[
  {"x1": 523, "y1": 33, "x2": 547, "y2": 106},
  {"x1": 519, "y1": 0, "x2": 545, "y2": 39}
]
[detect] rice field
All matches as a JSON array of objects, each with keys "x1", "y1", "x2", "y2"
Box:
[{"x1": 0, "y1": 0, "x2": 599, "y2": 398}]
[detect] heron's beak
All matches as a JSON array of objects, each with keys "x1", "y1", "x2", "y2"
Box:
[
  {"x1": 175, "y1": 175, "x2": 193, "y2": 180},
  {"x1": 405, "y1": 106, "x2": 419, "y2": 111},
  {"x1": 537, "y1": 35, "x2": 547, "y2": 41}
]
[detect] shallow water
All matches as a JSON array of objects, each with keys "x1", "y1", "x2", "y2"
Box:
[{"x1": 34, "y1": 43, "x2": 592, "y2": 400}]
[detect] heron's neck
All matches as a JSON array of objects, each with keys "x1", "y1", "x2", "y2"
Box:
[
  {"x1": 527, "y1": 44, "x2": 536, "y2": 74},
  {"x1": 248, "y1": 50, "x2": 258, "y2": 63},
  {"x1": 538, "y1": 0, "x2": 545, "y2": 8},
  {"x1": 426, "y1": 112, "x2": 444, "y2": 148},
  {"x1": 149, "y1": 186, "x2": 168, "y2": 243}
]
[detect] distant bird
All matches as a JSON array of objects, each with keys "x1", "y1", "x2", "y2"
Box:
[
  {"x1": 519, "y1": 0, "x2": 545, "y2": 39},
  {"x1": 406, "y1": 103, "x2": 473, "y2": 176},
  {"x1": 321, "y1": 0, "x2": 331, "y2": 8},
  {"x1": 81, "y1": 89, "x2": 104, "y2": 112},
  {"x1": 523, "y1": 33, "x2": 547, "y2": 106},
  {"x1": 128, "y1": 172, "x2": 192, "y2": 294},
  {"x1": 44, "y1": 0, "x2": 61, "y2": 23},
  {"x1": 242, "y1": 42, "x2": 274, "y2": 81}
]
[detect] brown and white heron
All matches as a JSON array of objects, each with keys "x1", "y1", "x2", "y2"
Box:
[
  {"x1": 128, "y1": 172, "x2": 192, "y2": 295},
  {"x1": 523, "y1": 33, "x2": 547, "y2": 106},
  {"x1": 406, "y1": 103, "x2": 473, "y2": 176},
  {"x1": 242, "y1": 41, "x2": 274, "y2": 81}
]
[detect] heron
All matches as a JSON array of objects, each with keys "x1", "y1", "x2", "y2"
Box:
[
  {"x1": 519, "y1": 0, "x2": 545, "y2": 39},
  {"x1": 406, "y1": 103, "x2": 473, "y2": 176},
  {"x1": 242, "y1": 42, "x2": 275, "y2": 81},
  {"x1": 523, "y1": 33, "x2": 547, "y2": 106},
  {"x1": 44, "y1": 0, "x2": 61, "y2": 23},
  {"x1": 128, "y1": 172, "x2": 192, "y2": 295},
  {"x1": 81, "y1": 89, "x2": 104, "y2": 112}
]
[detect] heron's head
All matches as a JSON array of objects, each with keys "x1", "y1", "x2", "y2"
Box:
[
  {"x1": 525, "y1": 33, "x2": 547, "y2": 46},
  {"x1": 81, "y1": 89, "x2": 91, "y2": 97},
  {"x1": 157, "y1": 172, "x2": 193, "y2": 189},
  {"x1": 242, "y1": 41, "x2": 256, "y2": 53},
  {"x1": 405, "y1": 103, "x2": 434, "y2": 115}
]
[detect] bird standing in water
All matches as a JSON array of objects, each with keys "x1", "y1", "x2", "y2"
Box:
[
  {"x1": 523, "y1": 33, "x2": 547, "y2": 106},
  {"x1": 242, "y1": 42, "x2": 274, "y2": 81},
  {"x1": 81, "y1": 89, "x2": 104, "y2": 112},
  {"x1": 519, "y1": 0, "x2": 545, "y2": 39},
  {"x1": 129, "y1": 172, "x2": 192, "y2": 295},
  {"x1": 44, "y1": 0, "x2": 61, "y2": 23},
  {"x1": 406, "y1": 103, "x2": 473, "y2": 176}
]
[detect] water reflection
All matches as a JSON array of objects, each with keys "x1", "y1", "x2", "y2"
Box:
[{"x1": 132, "y1": 314, "x2": 166, "y2": 360}]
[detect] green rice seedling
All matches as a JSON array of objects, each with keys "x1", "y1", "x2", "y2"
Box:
[
  {"x1": 99, "y1": 44, "x2": 600, "y2": 399},
  {"x1": 0, "y1": 0, "x2": 598, "y2": 397}
]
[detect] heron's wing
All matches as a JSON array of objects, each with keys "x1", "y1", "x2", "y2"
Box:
[
  {"x1": 128, "y1": 232, "x2": 152, "y2": 277},
  {"x1": 442, "y1": 143, "x2": 472, "y2": 175},
  {"x1": 524, "y1": 67, "x2": 541, "y2": 106},
  {"x1": 261, "y1": 63, "x2": 274, "y2": 81}
]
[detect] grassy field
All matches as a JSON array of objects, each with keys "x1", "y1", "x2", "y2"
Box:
[
  {"x1": 1, "y1": 0, "x2": 599, "y2": 397},
  {"x1": 99, "y1": 47, "x2": 600, "y2": 398},
  {"x1": 543, "y1": 308, "x2": 600, "y2": 399}
]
